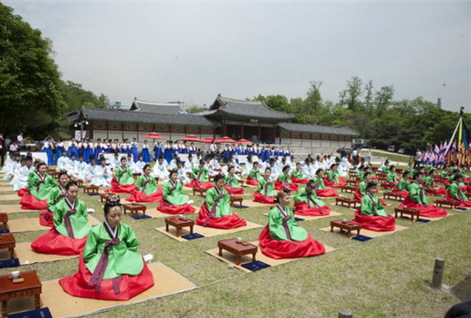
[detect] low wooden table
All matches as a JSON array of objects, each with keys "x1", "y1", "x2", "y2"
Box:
[
  {"x1": 230, "y1": 196, "x2": 243, "y2": 207},
  {"x1": 165, "y1": 216, "x2": 195, "y2": 237},
  {"x1": 335, "y1": 196, "x2": 358, "y2": 208},
  {"x1": 99, "y1": 192, "x2": 115, "y2": 203},
  {"x1": 330, "y1": 220, "x2": 361, "y2": 238},
  {"x1": 346, "y1": 179, "x2": 358, "y2": 186},
  {"x1": 0, "y1": 213, "x2": 8, "y2": 230},
  {"x1": 192, "y1": 187, "x2": 207, "y2": 197},
  {"x1": 83, "y1": 185, "x2": 99, "y2": 194},
  {"x1": 0, "y1": 233, "x2": 15, "y2": 259},
  {"x1": 0, "y1": 271, "x2": 42, "y2": 318},
  {"x1": 434, "y1": 199, "x2": 457, "y2": 209},
  {"x1": 122, "y1": 203, "x2": 147, "y2": 215},
  {"x1": 218, "y1": 238, "x2": 258, "y2": 265},
  {"x1": 383, "y1": 192, "x2": 403, "y2": 201},
  {"x1": 340, "y1": 186, "x2": 356, "y2": 193},
  {"x1": 394, "y1": 207, "x2": 420, "y2": 221}
]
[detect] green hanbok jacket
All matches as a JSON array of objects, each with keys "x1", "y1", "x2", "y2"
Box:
[
  {"x1": 28, "y1": 171, "x2": 56, "y2": 200},
  {"x1": 224, "y1": 174, "x2": 242, "y2": 188},
  {"x1": 52, "y1": 198, "x2": 92, "y2": 239},
  {"x1": 47, "y1": 185, "x2": 67, "y2": 209},
  {"x1": 191, "y1": 167, "x2": 209, "y2": 182},
  {"x1": 327, "y1": 170, "x2": 339, "y2": 183},
  {"x1": 257, "y1": 176, "x2": 276, "y2": 196},
  {"x1": 312, "y1": 176, "x2": 328, "y2": 189},
  {"x1": 249, "y1": 168, "x2": 260, "y2": 179},
  {"x1": 294, "y1": 188, "x2": 326, "y2": 207},
  {"x1": 292, "y1": 169, "x2": 305, "y2": 179},
  {"x1": 358, "y1": 181, "x2": 367, "y2": 196},
  {"x1": 386, "y1": 171, "x2": 398, "y2": 183},
  {"x1": 397, "y1": 178, "x2": 410, "y2": 191},
  {"x1": 205, "y1": 187, "x2": 232, "y2": 217},
  {"x1": 163, "y1": 181, "x2": 189, "y2": 205},
  {"x1": 448, "y1": 182, "x2": 468, "y2": 201},
  {"x1": 84, "y1": 222, "x2": 143, "y2": 279},
  {"x1": 268, "y1": 205, "x2": 307, "y2": 241},
  {"x1": 114, "y1": 166, "x2": 134, "y2": 185},
  {"x1": 361, "y1": 194, "x2": 387, "y2": 217},
  {"x1": 278, "y1": 172, "x2": 293, "y2": 184},
  {"x1": 137, "y1": 174, "x2": 157, "y2": 195},
  {"x1": 409, "y1": 182, "x2": 428, "y2": 205},
  {"x1": 423, "y1": 176, "x2": 435, "y2": 188}
]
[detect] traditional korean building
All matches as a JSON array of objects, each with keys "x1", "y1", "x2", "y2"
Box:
[{"x1": 75, "y1": 96, "x2": 358, "y2": 154}]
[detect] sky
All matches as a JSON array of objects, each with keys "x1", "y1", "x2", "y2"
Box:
[{"x1": 4, "y1": 0, "x2": 471, "y2": 112}]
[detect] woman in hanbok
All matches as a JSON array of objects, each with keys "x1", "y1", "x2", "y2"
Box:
[
  {"x1": 384, "y1": 165, "x2": 398, "y2": 189},
  {"x1": 246, "y1": 161, "x2": 261, "y2": 186},
  {"x1": 154, "y1": 141, "x2": 163, "y2": 161},
  {"x1": 93, "y1": 139, "x2": 104, "y2": 159},
  {"x1": 185, "y1": 160, "x2": 213, "y2": 189},
  {"x1": 31, "y1": 181, "x2": 92, "y2": 255},
  {"x1": 11, "y1": 156, "x2": 34, "y2": 191},
  {"x1": 312, "y1": 169, "x2": 338, "y2": 198},
  {"x1": 157, "y1": 170, "x2": 195, "y2": 214},
  {"x1": 223, "y1": 166, "x2": 244, "y2": 195},
  {"x1": 196, "y1": 174, "x2": 247, "y2": 229},
  {"x1": 324, "y1": 164, "x2": 346, "y2": 188},
  {"x1": 110, "y1": 157, "x2": 137, "y2": 193},
  {"x1": 253, "y1": 168, "x2": 277, "y2": 204},
  {"x1": 83, "y1": 140, "x2": 94, "y2": 163},
  {"x1": 445, "y1": 175, "x2": 471, "y2": 207},
  {"x1": 399, "y1": 172, "x2": 448, "y2": 218},
  {"x1": 66, "y1": 138, "x2": 79, "y2": 158},
  {"x1": 20, "y1": 162, "x2": 56, "y2": 210},
  {"x1": 291, "y1": 162, "x2": 309, "y2": 184},
  {"x1": 90, "y1": 157, "x2": 112, "y2": 187},
  {"x1": 353, "y1": 172, "x2": 388, "y2": 205},
  {"x1": 54, "y1": 139, "x2": 65, "y2": 165},
  {"x1": 127, "y1": 165, "x2": 163, "y2": 203},
  {"x1": 42, "y1": 137, "x2": 54, "y2": 166},
  {"x1": 259, "y1": 189, "x2": 325, "y2": 259},
  {"x1": 141, "y1": 140, "x2": 151, "y2": 163},
  {"x1": 275, "y1": 165, "x2": 299, "y2": 191},
  {"x1": 352, "y1": 181, "x2": 395, "y2": 231},
  {"x1": 424, "y1": 169, "x2": 446, "y2": 195},
  {"x1": 152, "y1": 156, "x2": 169, "y2": 181},
  {"x1": 130, "y1": 138, "x2": 139, "y2": 163},
  {"x1": 39, "y1": 171, "x2": 69, "y2": 226},
  {"x1": 294, "y1": 180, "x2": 331, "y2": 216},
  {"x1": 392, "y1": 171, "x2": 411, "y2": 198},
  {"x1": 59, "y1": 196, "x2": 154, "y2": 300}
]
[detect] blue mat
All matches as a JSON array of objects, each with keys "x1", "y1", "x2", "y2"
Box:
[
  {"x1": 242, "y1": 186, "x2": 249, "y2": 188},
  {"x1": 233, "y1": 205, "x2": 249, "y2": 209},
  {"x1": 8, "y1": 307, "x2": 52, "y2": 318},
  {"x1": 352, "y1": 235, "x2": 373, "y2": 242},
  {"x1": 87, "y1": 193, "x2": 100, "y2": 196},
  {"x1": 241, "y1": 261, "x2": 271, "y2": 272},
  {"x1": 416, "y1": 219, "x2": 431, "y2": 223},
  {"x1": 131, "y1": 214, "x2": 152, "y2": 220},
  {"x1": 294, "y1": 217, "x2": 305, "y2": 222},
  {"x1": 0, "y1": 228, "x2": 10, "y2": 234},
  {"x1": 0, "y1": 258, "x2": 20, "y2": 268},
  {"x1": 181, "y1": 233, "x2": 205, "y2": 240},
  {"x1": 456, "y1": 207, "x2": 467, "y2": 211}
]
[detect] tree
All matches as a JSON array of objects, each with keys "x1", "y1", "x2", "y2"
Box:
[
  {"x1": 303, "y1": 81, "x2": 323, "y2": 114},
  {"x1": 0, "y1": 3, "x2": 66, "y2": 138},
  {"x1": 339, "y1": 76, "x2": 364, "y2": 112},
  {"x1": 60, "y1": 80, "x2": 109, "y2": 111}
]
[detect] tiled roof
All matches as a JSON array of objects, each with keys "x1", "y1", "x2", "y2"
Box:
[
  {"x1": 277, "y1": 122, "x2": 358, "y2": 136},
  {"x1": 80, "y1": 107, "x2": 218, "y2": 127},
  {"x1": 208, "y1": 95, "x2": 295, "y2": 120},
  {"x1": 130, "y1": 99, "x2": 184, "y2": 115}
]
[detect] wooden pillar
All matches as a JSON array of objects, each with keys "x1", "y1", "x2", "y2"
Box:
[
  {"x1": 121, "y1": 123, "x2": 125, "y2": 140},
  {"x1": 258, "y1": 124, "x2": 261, "y2": 143},
  {"x1": 273, "y1": 125, "x2": 276, "y2": 143},
  {"x1": 106, "y1": 122, "x2": 109, "y2": 140},
  {"x1": 89, "y1": 122, "x2": 94, "y2": 139},
  {"x1": 241, "y1": 122, "x2": 244, "y2": 140},
  {"x1": 198, "y1": 126, "x2": 202, "y2": 138}
]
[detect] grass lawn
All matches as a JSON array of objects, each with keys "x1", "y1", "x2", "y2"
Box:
[
  {"x1": 361, "y1": 149, "x2": 415, "y2": 165},
  {"x1": 1, "y1": 174, "x2": 469, "y2": 318}
]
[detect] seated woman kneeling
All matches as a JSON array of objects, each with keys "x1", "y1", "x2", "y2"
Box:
[
  {"x1": 59, "y1": 196, "x2": 154, "y2": 301},
  {"x1": 20, "y1": 162, "x2": 56, "y2": 210},
  {"x1": 223, "y1": 166, "x2": 244, "y2": 195},
  {"x1": 196, "y1": 174, "x2": 247, "y2": 229},
  {"x1": 39, "y1": 171, "x2": 69, "y2": 227},
  {"x1": 253, "y1": 168, "x2": 277, "y2": 204},
  {"x1": 399, "y1": 172, "x2": 448, "y2": 218},
  {"x1": 110, "y1": 157, "x2": 137, "y2": 194},
  {"x1": 31, "y1": 181, "x2": 92, "y2": 255},
  {"x1": 275, "y1": 165, "x2": 299, "y2": 192},
  {"x1": 312, "y1": 169, "x2": 338, "y2": 197},
  {"x1": 127, "y1": 164, "x2": 163, "y2": 203},
  {"x1": 293, "y1": 180, "x2": 331, "y2": 216},
  {"x1": 259, "y1": 189, "x2": 325, "y2": 259},
  {"x1": 353, "y1": 181, "x2": 395, "y2": 231},
  {"x1": 157, "y1": 170, "x2": 196, "y2": 214},
  {"x1": 445, "y1": 175, "x2": 471, "y2": 208}
]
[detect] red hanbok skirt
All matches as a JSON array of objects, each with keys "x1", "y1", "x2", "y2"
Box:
[
  {"x1": 39, "y1": 210, "x2": 54, "y2": 227},
  {"x1": 17, "y1": 188, "x2": 28, "y2": 197},
  {"x1": 382, "y1": 182, "x2": 396, "y2": 190},
  {"x1": 157, "y1": 200, "x2": 196, "y2": 214},
  {"x1": 195, "y1": 203, "x2": 247, "y2": 229},
  {"x1": 352, "y1": 210, "x2": 395, "y2": 232},
  {"x1": 59, "y1": 256, "x2": 154, "y2": 301},
  {"x1": 399, "y1": 196, "x2": 448, "y2": 218},
  {"x1": 444, "y1": 192, "x2": 471, "y2": 208},
  {"x1": 392, "y1": 189, "x2": 409, "y2": 199},
  {"x1": 223, "y1": 186, "x2": 245, "y2": 195},
  {"x1": 425, "y1": 186, "x2": 446, "y2": 195},
  {"x1": 20, "y1": 193, "x2": 48, "y2": 210},
  {"x1": 294, "y1": 202, "x2": 331, "y2": 216},
  {"x1": 126, "y1": 189, "x2": 163, "y2": 203},
  {"x1": 316, "y1": 188, "x2": 338, "y2": 198},
  {"x1": 110, "y1": 178, "x2": 137, "y2": 194},
  {"x1": 258, "y1": 226, "x2": 325, "y2": 259},
  {"x1": 323, "y1": 178, "x2": 345, "y2": 188},
  {"x1": 30, "y1": 228, "x2": 87, "y2": 255},
  {"x1": 291, "y1": 176, "x2": 309, "y2": 184},
  {"x1": 245, "y1": 176, "x2": 258, "y2": 186},
  {"x1": 185, "y1": 180, "x2": 214, "y2": 189},
  {"x1": 274, "y1": 180, "x2": 299, "y2": 192},
  {"x1": 253, "y1": 191, "x2": 276, "y2": 204},
  {"x1": 353, "y1": 190, "x2": 388, "y2": 206}
]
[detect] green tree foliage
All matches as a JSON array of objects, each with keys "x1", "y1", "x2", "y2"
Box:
[
  {"x1": 61, "y1": 80, "x2": 109, "y2": 111},
  {"x1": 0, "y1": 3, "x2": 65, "y2": 137},
  {"x1": 185, "y1": 105, "x2": 207, "y2": 113}
]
